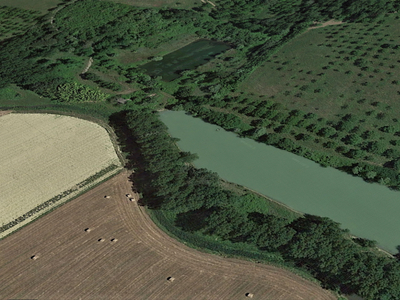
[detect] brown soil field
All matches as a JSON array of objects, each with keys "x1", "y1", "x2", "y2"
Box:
[{"x1": 0, "y1": 171, "x2": 336, "y2": 300}]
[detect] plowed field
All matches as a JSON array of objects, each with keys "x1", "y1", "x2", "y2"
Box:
[{"x1": 0, "y1": 171, "x2": 336, "y2": 300}]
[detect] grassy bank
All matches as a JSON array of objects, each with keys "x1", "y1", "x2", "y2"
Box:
[{"x1": 148, "y1": 208, "x2": 319, "y2": 282}]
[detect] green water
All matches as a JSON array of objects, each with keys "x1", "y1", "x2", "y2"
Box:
[
  {"x1": 140, "y1": 39, "x2": 230, "y2": 81},
  {"x1": 159, "y1": 110, "x2": 400, "y2": 254}
]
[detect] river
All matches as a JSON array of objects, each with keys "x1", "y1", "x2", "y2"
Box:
[{"x1": 159, "y1": 110, "x2": 400, "y2": 254}]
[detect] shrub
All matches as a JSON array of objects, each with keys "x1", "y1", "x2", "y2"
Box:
[{"x1": 56, "y1": 82, "x2": 107, "y2": 102}]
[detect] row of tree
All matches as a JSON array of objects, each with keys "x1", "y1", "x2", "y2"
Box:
[{"x1": 172, "y1": 99, "x2": 400, "y2": 189}]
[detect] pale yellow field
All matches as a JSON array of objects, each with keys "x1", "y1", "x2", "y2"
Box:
[{"x1": 0, "y1": 113, "x2": 122, "y2": 237}]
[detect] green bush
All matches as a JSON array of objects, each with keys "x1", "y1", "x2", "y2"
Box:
[{"x1": 56, "y1": 82, "x2": 107, "y2": 103}]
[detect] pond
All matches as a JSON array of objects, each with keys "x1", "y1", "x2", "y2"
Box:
[
  {"x1": 159, "y1": 110, "x2": 400, "y2": 254},
  {"x1": 140, "y1": 39, "x2": 230, "y2": 81}
]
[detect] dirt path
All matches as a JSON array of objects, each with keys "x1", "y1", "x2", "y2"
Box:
[
  {"x1": 308, "y1": 20, "x2": 344, "y2": 31},
  {"x1": 0, "y1": 110, "x2": 13, "y2": 117},
  {"x1": 0, "y1": 171, "x2": 336, "y2": 300},
  {"x1": 48, "y1": 0, "x2": 78, "y2": 31},
  {"x1": 207, "y1": 0, "x2": 216, "y2": 7},
  {"x1": 200, "y1": 0, "x2": 216, "y2": 7},
  {"x1": 81, "y1": 57, "x2": 94, "y2": 74}
]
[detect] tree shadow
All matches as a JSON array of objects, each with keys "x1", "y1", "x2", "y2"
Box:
[
  {"x1": 175, "y1": 208, "x2": 213, "y2": 233},
  {"x1": 109, "y1": 110, "x2": 163, "y2": 209},
  {"x1": 395, "y1": 245, "x2": 400, "y2": 259}
]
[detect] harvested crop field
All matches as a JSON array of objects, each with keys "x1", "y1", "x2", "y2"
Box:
[
  {"x1": 0, "y1": 113, "x2": 122, "y2": 238},
  {"x1": 0, "y1": 171, "x2": 336, "y2": 300}
]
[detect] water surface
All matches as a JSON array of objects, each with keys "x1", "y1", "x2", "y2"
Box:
[
  {"x1": 160, "y1": 110, "x2": 400, "y2": 253},
  {"x1": 141, "y1": 39, "x2": 230, "y2": 81}
]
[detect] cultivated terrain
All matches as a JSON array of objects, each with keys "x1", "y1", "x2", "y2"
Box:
[
  {"x1": 0, "y1": 113, "x2": 122, "y2": 238},
  {"x1": 1, "y1": 0, "x2": 400, "y2": 299},
  {"x1": 0, "y1": 171, "x2": 335, "y2": 300}
]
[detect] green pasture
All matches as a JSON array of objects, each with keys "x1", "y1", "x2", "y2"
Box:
[
  {"x1": 141, "y1": 39, "x2": 230, "y2": 81},
  {"x1": 0, "y1": 86, "x2": 52, "y2": 107},
  {"x1": 242, "y1": 15, "x2": 400, "y2": 120},
  {"x1": 116, "y1": 34, "x2": 198, "y2": 65},
  {"x1": 231, "y1": 14, "x2": 400, "y2": 171}
]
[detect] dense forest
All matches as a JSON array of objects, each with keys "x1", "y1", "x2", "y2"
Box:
[{"x1": 2, "y1": 0, "x2": 400, "y2": 299}]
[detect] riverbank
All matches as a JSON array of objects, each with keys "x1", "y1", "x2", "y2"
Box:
[{"x1": 159, "y1": 110, "x2": 400, "y2": 254}]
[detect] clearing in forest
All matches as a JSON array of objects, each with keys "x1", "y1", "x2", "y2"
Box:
[
  {"x1": 0, "y1": 171, "x2": 336, "y2": 300},
  {"x1": 0, "y1": 113, "x2": 122, "y2": 238}
]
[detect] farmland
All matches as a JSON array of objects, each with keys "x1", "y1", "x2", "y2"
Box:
[
  {"x1": 0, "y1": 113, "x2": 122, "y2": 238},
  {"x1": 0, "y1": 171, "x2": 336, "y2": 300},
  {"x1": 2, "y1": 0, "x2": 400, "y2": 299},
  {"x1": 229, "y1": 14, "x2": 400, "y2": 187}
]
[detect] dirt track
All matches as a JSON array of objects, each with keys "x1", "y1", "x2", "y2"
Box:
[
  {"x1": 308, "y1": 20, "x2": 344, "y2": 31},
  {"x1": 0, "y1": 110, "x2": 12, "y2": 117},
  {"x1": 0, "y1": 171, "x2": 336, "y2": 300}
]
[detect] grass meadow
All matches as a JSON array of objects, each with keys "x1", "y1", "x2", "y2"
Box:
[
  {"x1": 243, "y1": 15, "x2": 400, "y2": 120},
  {"x1": 0, "y1": 86, "x2": 53, "y2": 107}
]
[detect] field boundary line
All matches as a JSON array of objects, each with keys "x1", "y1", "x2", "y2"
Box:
[{"x1": 0, "y1": 110, "x2": 125, "y2": 239}]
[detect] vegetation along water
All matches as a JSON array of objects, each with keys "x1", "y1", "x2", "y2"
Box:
[{"x1": 160, "y1": 110, "x2": 400, "y2": 254}]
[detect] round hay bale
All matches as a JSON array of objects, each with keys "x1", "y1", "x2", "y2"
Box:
[
  {"x1": 84, "y1": 228, "x2": 91, "y2": 232},
  {"x1": 245, "y1": 293, "x2": 254, "y2": 298},
  {"x1": 104, "y1": 195, "x2": 111, "y2": 199},
  {"x1": 126, "y1": 194, "x2": 132, "y2": 197},
  {"x1": 98, "y1": 238, "x2": 105, "y2": 242},
  {"x1": 31, "y1": 255, "x2": 38, "y2": 260},
  {"x1": 167, "y1": 276, "x2": 175, "y2": 282},
  {"x1": 111, "y1": 238, "x2": 118, "y2": 242}
]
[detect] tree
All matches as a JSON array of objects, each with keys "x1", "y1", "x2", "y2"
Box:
[
  {"x1": 343, "y1": 134, "x2": 363, "y2": 146},
  {"x1": 284, "y1": 215, "x2": 355, "y2": 279},
  {"x1": 248, "y1": 212, "x2": 295, "y2": 250},
  {"x1": 318, "y1": 126, "x2": 336, "y2": 138},
  {"x1": 346, "y1": 149, "x2": 366, "y2": 159},
  {"x1": 202, "y1": 206, "x2": 247, "y2": 239}
]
